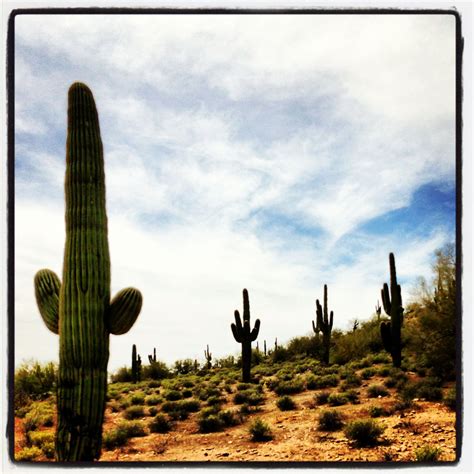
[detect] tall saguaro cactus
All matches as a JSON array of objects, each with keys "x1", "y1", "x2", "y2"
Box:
[
  {"x1": 312, "y1": 284, "x2": 334, "y2": 365},
  {"x1": 132, "y1": 344, "x2": 142, "y2": 383},
  {"x1": 148, "y1": 347, "x2": 157, "y2": 365},
  {"x1": 380, "y1": 253, "x2": 404, "y2": 368},
  {"x1": 34, "y1": 83, "x2": 143, "y2": 461},
  {"x1": 204, "y1": 345, "x2": 212, "y2": 369},
  {"x1": 231, "y1": 289, "x2": 260, "y2": 383}
]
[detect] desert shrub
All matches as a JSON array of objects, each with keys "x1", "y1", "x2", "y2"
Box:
[
  {"x1": 168, "y1": 410, "x2": 189, "y2": 421},
  {"x1": 15, "y1": 446, "x2": 43, "y2": 461},
  {"x1": 344, "y1": 419, "x2": 385, "y2": 446},
  {"x1": 23, "y1": 402, "x2": 54, "y2": 432},
  {"x1": 149, "y1": 414, "x2": 172, "y2": 433},
  {"x1": 130, "y1": 392, "x2": 145, "y2": 405},
  {"x1": 142, "y1": 361, "x2": 171, "y2": 380},
  {"x1": 361, "y1": 368, "x2": 376, "y2": 380},
  {"x1": 236, "y1": 383, "x2": 253, "y2": 391},
  {"x1": 163, "y1": 390, "x2": 182, "y2": 401},
  {"x1": 196, "y1": 386, "x2": 221, "y2": 401},
  {"x1": 273, "y1": 379, "x2": 305, "y2": 396},
  {"x1": 249, "y1": 418, "x2": 273, "y2": 441},
  {"x1": 103, "y1": 428, "x2": 129, "y2": 450},
  {"x1": 416, "y1": 379, "x2": 443, "y2": 401},
  {"x1": 182, "y1": 389, "x2": 193, "y2": 399},
  {"x1": 367, "y1": 384, "x2": 389, "y2": 398},
  {"x1": 343, "y1": 389, "x2": 360, "y2": 404},
  {"x1": 123, "y1": 405, "x2": 145, "y2": 420},
  {"x1": 27, "y1": 430, "x2": 54, "y2": 447},
  {"x1": 276, "y1": 395, "x2": 296, "y2": 411},
  {"x1": 197, "y1": 406, "x2": 224, "y2": 433},
  {"x1": 368, "y1": 406, "x2": 387, "y2": 418},
  {"x1": 328, "y1": 392, "x2": 348, "y2": 406},
  {"x1": 286, "y1": 335, "x2": 322, "y2": 358},
  {"x1": 233, "y1": 389, "x2": 264, "y2": 406},
  {"x1": 145, "y1": 394, "x2": 162, "y2": 406},
  {"x1": 271, "y1": 346, "x2": 290, "y2": 363},
  {"x1": 207, "y1": 395, "x2": 225, "y2": 407},
  {"x1": 318, "y1": 409, "x2": 344, "y2": 431},
  {"x1": 119, "y1": 399, "x2": 131, "y2": 410},
  {"x1": 341, "y1": 374, "x2": 362, "y2": 390},
  {"x1": 110, "y1": 366, "x2": 133, "y2": 383},
  {"x1": 174, "y1": 359, "x2": 196, "y2": 375},
  {"x1": 148, "y1": 380, "x2": 161, "y2": 389},
  {"x1": 372, "y1": 353, "x2": 391, "y2": 364},
  {"x1": 117, "y1": 420, "x2": 147, "y2": 437},
  {"x1": 219, "y1": 409, "x2": 240, "y2": 427},
  {"x1": 315, "y1": 391, "x2": 330, "y2": 405},
  {"x1": 148, "y1": 406, "x2": 158, "y2": 417},
  {"x1": 309, "y1": 374, "x2": 339, "y2": 390},
  {"x1": 41, "y1": 441, "x2": 55, "y2": 459},
  {"x1": 178, "y1": 399, "x2": 200, "y2": 412},
  {"x1": 443, "y1": 388, "x2": 456, "y2": 410},
  {"x1": 377, "y1": 366, "x2": 391, "y2": 377},
  {"x1": 14, "y1": 361, "x2": 57, "y2": 410},
  {"x1": 415, "y1": 445, "x2": 442, "y2": 461}
]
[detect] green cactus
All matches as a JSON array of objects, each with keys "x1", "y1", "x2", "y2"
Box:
[
  {"x1": 132, "y1": 344, "x2": 142, "y2": 383},
  {"x1": 148, "y1": 347, "x2": 157, "y2": 365},
  {"x1": 375, "y1": 300, "x2": 382, "y2": 320},
  {"x1": 204, "y1": 344, "x2": 212, "y2": 370},
  {"x1": 263, "y1": 340, "x2": 267, "y2": 357},
  {"x1": 312, "y1": 284, "x2": 334, "y2": 365},
  {"x1": 34, "y1": 83, "x2": 142, "y2": 461},
  {"x1": 380, "y1": 252, "x2": 404, "y2": 368},
  {"x1": 231, "y1": 289, "x2": 260, "y2": 383}
]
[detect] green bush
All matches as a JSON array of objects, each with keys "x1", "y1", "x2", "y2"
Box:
[
  {"x1": 27, "y1": 430, "x2": 54, "y2": 448},
  {"x1": 276, "y1": 395, "x2": 296, "y2": 411},
  {"x1": 308, "y1": 374, "x2": 339, "y2": 390},
  {"x1": 23, "y1": 402, "x2": 55, "y2": 431},
  {"x1": 145, "y1": 394, "x2": 162, "y2": 406},
  {"x1": 233, "y1": 389, "x2": 264, "y2": 406},
  {"x1": 110, "y1": 366, "x2": 133, "y2": 383},
  {"x1": 328, "y1": 392, "x2": 348, "y2": 406},
  {"x1": 273, "y1": 379, "x2": 305, "y2": 396},
  {"x1": 415, "y1": 445, "x2": 442, "y2": 461},
  {"x1": 315, "y1": 391, "x2": 330, "y2": 405},
  {"x1": 318, "y1": 409, "x2": 344, "y2": 431},
  {"x1": 148, "y1": 406, "x2": 158, "y2": 417},
  {"x1": 416, "y1": 380, "x2": 443, "y2": 401},
  {"x1": 142, "y1": 361, "x2": 171, "y2": 380},
  {"x1": 341, "y1": 374, "x2": 362, "y2": 390},
  {"x1": 123, "y1": 405, "x2": 145, "y2": 420},
  {"x1": 344, "y1": 419, "x2": 385, "y2": 446},
  {"x1": 367, "y1": 384, "x2": 389, "y2": 398},
  {"x1": 149, "y1": 414, "x2": 172, "y2": 433},
  {"x1": 443, "y1": 388, "x2": 456, "y2": 410},
  {"x1": 14, "y1": 361, "x2": 57, "y2": 410},
  {"x1": 130, "y1": 392, "x2": 146, "y2": 405},
  {"x1": 368, "y1": 406, "x2": 387, "y2": 418},
  {"x1": 15, "y1": 446, "x2": 43, "y2": 461},
  {"x1": 163, "y1": 390, "x2": 182, "y2": 401},
  {"x1": 249, "y1": 418, "x2": 273, "y2": 441}
]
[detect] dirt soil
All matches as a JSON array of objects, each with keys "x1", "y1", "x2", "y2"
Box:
[{"x1": 14, "y1": 373, "x2": 457, "y2": 463}]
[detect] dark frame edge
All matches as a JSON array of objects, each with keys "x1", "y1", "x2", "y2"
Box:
[{"x1": 6, "y1": 7, "x2": 16, "y2": 466}]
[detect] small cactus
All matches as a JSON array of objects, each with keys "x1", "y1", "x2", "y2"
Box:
[
  {"x1": 312, "y1": 284, "x2": 334, "y2": 365},
  {"x1": 148, "y1": 347, "x2": 157, "y2": 365},
  {"x1": 204, "y1": 344, "x2": 212, "y2": 370},
  {"x1": 132, "y1": 344, "x2": 142, "y2": 383},
  {"x1": 231, "y1": 289, "x2": 260, "y2": 383},
  {"x1": 380, "y1": 253, "x2": 404, "y2": 368}
]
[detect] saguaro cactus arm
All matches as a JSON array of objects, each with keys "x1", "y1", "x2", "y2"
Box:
[
  {"x1": 107, "y1": 287, "x2": 143, "y2": 335},
  {"x1": 250, "y1": 318, "x2": 261, "y2": 340},
  {"x1": 34, "y1": 269, "x2": 61, "y2": 334},
  {"x1": 231, "y1": 311, "x2": 244, "y2": 342}
]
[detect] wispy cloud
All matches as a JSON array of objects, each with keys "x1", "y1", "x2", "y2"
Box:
[{"x1": 14, "y1": 13, "x2": 456, "y2": 370}]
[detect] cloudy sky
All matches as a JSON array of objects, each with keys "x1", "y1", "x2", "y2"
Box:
[{"x1": 14, "y1": 13, "x2": 456, "y2": 372}]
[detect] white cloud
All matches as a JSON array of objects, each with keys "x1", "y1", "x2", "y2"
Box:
[{"x1": 13, "y1": 13, "x2": 456, "y2": 371}]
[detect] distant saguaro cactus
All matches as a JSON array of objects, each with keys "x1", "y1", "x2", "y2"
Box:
[
  {"x1": 231, "y1": 289, "x2": 260, "y2": 383},
  {"x1": 312, "y1": 285, "x2": 334, "y2": 365},
  {"x1": 380, "y1": 253, "x2": 404, "y2": 368},
  {"x1": 375, "y1": 301, "x2": 382, "y2": 320},
  {"x1": 148, "y1": 347, "x2": 157, "y2": 365},
  {"x1": 204, "y1": 344, "x2": 212, "y2": 369},
  {"x1": 264, "y1": 340, "x2": 267, "y2": 357},
  {"x1": 132, "y1": 344, "x2": 142, "y2": 383},
  {"x1": 34, "y1": 83, "x2": 142, "y2": 461}
]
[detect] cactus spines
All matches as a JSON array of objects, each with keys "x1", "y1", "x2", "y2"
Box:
[
  {"x1": 204, "y1": 344, "x2": 212, "y2": 369},
  {"x1": 231, "y1": 288, "x2": 260, "y2": 383},
  {"x1": 148, "y1": 347, "x2": 157, "y2": 365},
  {"x1": 33, "y1": 83, "x2": 142, "y2": 461},
  {"x1": 313, "y1": 284, "x2": 334, "y2": 365},
  {"x1": 380, "y1": 252, "x2": 404, "y2": 368}
]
